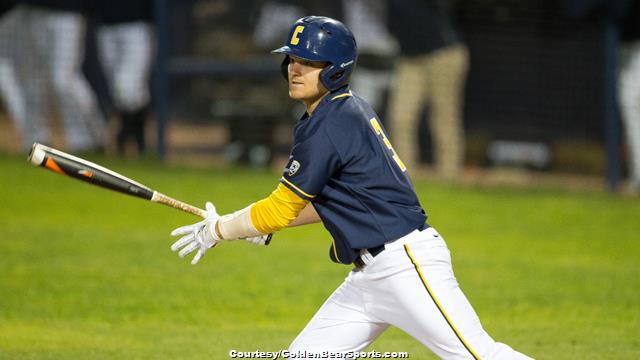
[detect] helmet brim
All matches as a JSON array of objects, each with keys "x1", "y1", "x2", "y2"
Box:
[{"x1": 271, "y1": 46, "x2": 329, "y2": 63}]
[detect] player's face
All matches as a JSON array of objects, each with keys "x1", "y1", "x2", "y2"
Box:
[{"x1": 288, "y1": 56, "x2": 329, "y2": 112}]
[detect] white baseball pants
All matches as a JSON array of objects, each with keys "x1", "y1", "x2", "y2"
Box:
[
  {"x1": 26, "y1": 7, "x2": 106, "y2": 151},
  {"x1": 288, "y1": 227, "x2": 533, "y2": 359},
  {"x1": 0, "y1": 6, "x2": 26, "y2": 134},
  {"x1": 97, "y1": 21, "x2": 154, "y2": 112},
  {"x1": 619, "y1": 41, "x2": 640, "y2": 189}
]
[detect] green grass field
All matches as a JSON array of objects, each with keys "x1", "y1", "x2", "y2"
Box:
[{"x1": 0, "y1": 153, "x2": 638, "y2": 359}]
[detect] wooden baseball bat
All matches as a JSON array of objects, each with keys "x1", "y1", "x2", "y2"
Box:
[{"x1": 27, "y1": 143, "x2": 207, "y2": 218}]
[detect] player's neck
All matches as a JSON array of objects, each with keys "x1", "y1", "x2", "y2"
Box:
[{"x1": 304, "y1": 91, "x2": 329, "y2": 114}]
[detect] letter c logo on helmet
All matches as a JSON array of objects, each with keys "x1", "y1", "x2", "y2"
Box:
[
  {"x1": 290, "y1": 26, "x2": 304, "y2": 45},
  {"x1": 272, "y1": 16, "x2": 358, "y2": 92}
]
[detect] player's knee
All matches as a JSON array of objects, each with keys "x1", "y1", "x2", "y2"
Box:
[{"x1": 114, "y1": 85, "x2": 149, "y2": 112}]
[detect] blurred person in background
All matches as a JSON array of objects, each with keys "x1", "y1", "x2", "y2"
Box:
[
  {"x1": 253, "y1": 0, "x2": 304, "y2": 48},
  {"x1": 0, "y1": 0, "x2": 27, "y2": 147},
  {"x1": 246, "y1": 0, "x2": 306, "y2": 167},
  {"x1": 386, "y1": 0, "x2": 468, "y2": 179},
  {"x1": 21, "y1": 0, "x2": 107, "y2": 152},
  {"x1": 618, "y1": 0, "x2": 640, "y2": 193},
  {"x1": 342, "y1": 0, "x2": 397, "y2": 115},
  {"x1": 242, "y1": 0, "x2": 340, "y2": 167},
  {"x1": 95, "y1": 0, "x2": 154, "y2": 156}
]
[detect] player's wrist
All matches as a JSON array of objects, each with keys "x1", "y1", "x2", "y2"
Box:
[
  {"x1": 216, "y1": 206, "x2": 265, "y2": 240},
  {"x1": 202, "y1": 221, "x2": 219, "y2": 242},
  {"x1": 211, "y1": 221, "x2": 223, "y2": 240}
]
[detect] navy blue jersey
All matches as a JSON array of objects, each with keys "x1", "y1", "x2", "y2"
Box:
[{"x1": 280, "y1": 87, "x2": 427, "y2": 264}]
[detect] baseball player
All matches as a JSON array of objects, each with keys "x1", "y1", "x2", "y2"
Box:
[{"x1": 171, "y1": 16, "x2": 533, "y2": 360}]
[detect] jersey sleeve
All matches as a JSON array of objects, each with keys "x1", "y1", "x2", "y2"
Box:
[
  {"x1": 250, "y1": 183, "x2": 309, "y2": 234},
  {"x1": 280, "y1": 128, "x2": 342, "y2": 201}
]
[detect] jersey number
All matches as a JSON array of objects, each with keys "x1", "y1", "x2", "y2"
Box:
[{"x1": 370, "y1": 118, "x2": 407, "y2": 172}]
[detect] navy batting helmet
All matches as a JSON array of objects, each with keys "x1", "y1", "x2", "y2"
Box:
[{"x1": 272, "y1": 16, "x2": 357, "y2": 91}]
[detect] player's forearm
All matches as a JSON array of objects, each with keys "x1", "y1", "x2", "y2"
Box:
[
  {"x1": 288, "y1": 203, "x2": 321, "y2": 227},
  {"x1": 215, "y1": 183, "x2": 309, "y2": 239},
  {"x1": 214, "y1": 205, "x2": 263, "y2": 239}
]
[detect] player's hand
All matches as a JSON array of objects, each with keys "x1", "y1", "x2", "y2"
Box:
[
  {"x1": 170, "y1": 202, "x2": 221, "y2": 265},
  {"x1": 170, "y1": 203, "x2": 274, "y2": 264}
]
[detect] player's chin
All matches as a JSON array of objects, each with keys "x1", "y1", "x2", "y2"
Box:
[{"x1": 288, "y1": 88, "x2": 305, "y2": 100}]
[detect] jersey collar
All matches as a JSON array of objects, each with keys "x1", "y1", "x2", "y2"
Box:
[
  {"x1": 330, "y1": 89, "x2": 353, "y2": 101},
  {"x1": 307, "y1": 86, "x2": 352, "y2": 116}
]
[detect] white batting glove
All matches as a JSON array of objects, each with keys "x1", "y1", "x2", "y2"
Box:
[
  {"x1": 170, "y1": 202, "x2": 274, "y2": 264},
  {"x1": 170, "y1": 202, "x2": 221, "y2": 265}
]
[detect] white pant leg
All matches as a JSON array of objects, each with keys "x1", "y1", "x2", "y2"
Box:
[
  {"x1": 9, "y1": 5, "x2": 52, "y2": 148},
  {"x1": 96, "y1": 25, "x2": 118, "y2": 91},
  {"x1": 0, "y1": 58, "x2": 25, "y2": 131},
  {"x1": 97, "y1": 22, "x2": 154, "y2": 112},
  {"x1": 0, "y1": 5, "x2": 53, "y2": 149},
  {"x1": 619, "y1": 41, "x2": 640, "y2": 187},
  {"x1": 36, "y1": 9, "x2": 106, "y2": 150},
  {"x1": 361, "y1": 228, "x2": 533, "y2": 360},
  {"x1": 287, "y1": 273, "x2": 389, "y2": 359},
  {"x1": 0, "y1": 7, "x2": 26, "y2": 133}
]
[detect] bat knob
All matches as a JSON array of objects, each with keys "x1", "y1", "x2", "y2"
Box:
[{"x1": 28, "y1": 143, "x2": 47, "y2": 166}]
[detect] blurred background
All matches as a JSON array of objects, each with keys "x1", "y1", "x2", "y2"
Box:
[
  {"x1": 0, "y1": 0, "x2": 639, "y2": 194},
  {"x1": 1, "y1": 3, "x2": 639, "y2": 358}
]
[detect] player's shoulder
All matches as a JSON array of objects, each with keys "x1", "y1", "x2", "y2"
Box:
[{"x1": 322, "y1": 90, "x2": 373, "y2": 129}]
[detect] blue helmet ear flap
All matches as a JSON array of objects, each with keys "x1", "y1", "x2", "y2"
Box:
[
  {"x1": 320, "y1": 64, "x2": 351, "y2": 91},
  {"x1": 280, "y1": 55, "x2": 290, "y2": 82}
]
